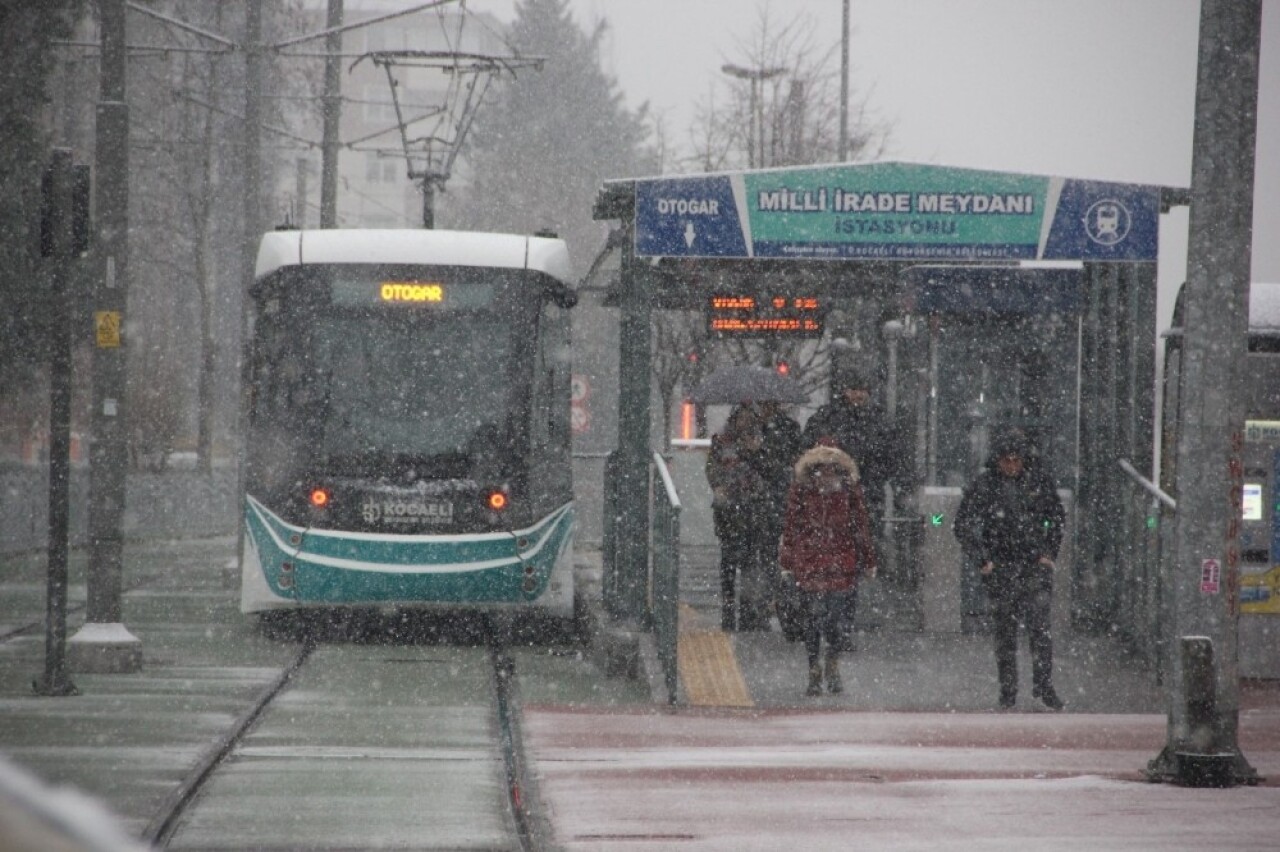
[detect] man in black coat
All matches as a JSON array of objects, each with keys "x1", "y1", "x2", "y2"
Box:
[
  {"x1": 955, "y1": 429, "x2": 1066, "y2": 710},
  {"x1": 754, "y1": 401, "x2": 803, "y2": 633},
  {"x1": 801, "y1": 369, "x2": 905, "y2": 528}
]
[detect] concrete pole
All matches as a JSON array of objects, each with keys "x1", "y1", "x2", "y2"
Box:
[
  {"x1": 71, "y1": 0, "x2": 142, "y2": 675},
  {"x1": 839, "y1": 0, "x2": 849, "y2": 162},
  {"x1": 319, "y1": 0, "x2": 342, "y2": 228},
  {"x1": 1148, "y1": 0, "x2": 1262, "y2": 786}
]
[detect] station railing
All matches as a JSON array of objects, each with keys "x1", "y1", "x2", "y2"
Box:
[
  {"x1": 649, "y1": 451, "x2": 681, "y2": 705},
  {"x1": 1116, "y1": 458, "x2": 1177, "y2": 674}
]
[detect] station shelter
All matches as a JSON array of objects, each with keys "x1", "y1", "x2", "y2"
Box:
[{"x1": 592, "y1": 161, "x2": 1187, "y2": 661}]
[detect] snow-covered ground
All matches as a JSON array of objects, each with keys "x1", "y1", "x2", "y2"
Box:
[{"x1": 525, "y1": 706, "x2": 1280, "y2": 851}]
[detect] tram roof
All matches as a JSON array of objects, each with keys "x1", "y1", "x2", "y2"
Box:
[{"x1": 255, "y1": 229, "x2": 573, "y2": 285}]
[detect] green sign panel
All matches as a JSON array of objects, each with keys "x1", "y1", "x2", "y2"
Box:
[{"x1": 634, "y1": 162, "x2": 1161, "y2": 262}]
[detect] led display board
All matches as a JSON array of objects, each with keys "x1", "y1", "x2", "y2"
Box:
[{"x1": 707, "y1": 293, "x2": 824, "y2": 337}]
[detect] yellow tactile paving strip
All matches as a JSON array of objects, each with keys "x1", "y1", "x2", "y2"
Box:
[{"x1": 676, "y1": 602, "x2": 754, "y2": 707}]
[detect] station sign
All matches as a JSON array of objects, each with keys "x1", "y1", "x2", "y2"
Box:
[
  {"x1": 634, "y1": 162, "x2": 1161, "y2": 263},
  {"x1": 707, "y1": 293, "x2": 824, "y2": 338}
]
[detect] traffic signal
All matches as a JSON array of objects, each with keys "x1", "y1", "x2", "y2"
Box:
[{"x1": 775, "y1": 360, "x2": 790, "y2": 376}]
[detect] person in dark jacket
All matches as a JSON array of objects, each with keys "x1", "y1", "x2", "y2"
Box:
[
  {"x1": 800, "y1": 368, "x2": 906, "y2": 527},
  {"x1": 754, "y1": 400, "x2": 803, "y2": 630},
  {"x1": 954, "y1": 429, "x2": 1066, "y2": 710},
  {"x1": 780, "y1": 444, "x2": 878, "y2": 696},
  {"x1": 706, "y1": 405, "x2": 772, "y2": 631}
]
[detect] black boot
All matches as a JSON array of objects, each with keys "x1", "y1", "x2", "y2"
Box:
[
  {"x1": 824, "y1": 651, "x2": 843, "y2": 694},
  {"x1": 806, "y1": 663, "x2": 822, "y2": 696},
  {"x1": 1033, "y1": 685, "x2": 1064, "y2": 711}
]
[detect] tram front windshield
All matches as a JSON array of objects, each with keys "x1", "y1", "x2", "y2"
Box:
[{"x1": 251, "y1": 264, "x2": 537, "y2": 480}]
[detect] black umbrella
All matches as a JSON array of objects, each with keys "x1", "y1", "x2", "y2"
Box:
[{"x1": 688, "y1": 365, "x2": 808, "y2": 405}]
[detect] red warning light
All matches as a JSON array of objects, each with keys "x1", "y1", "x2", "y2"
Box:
[
  {"x1": 309, "y1": 488, "x2": 330, "y2": 508},
  {"x1": 487, "y1": 490, "x2": 508, "y2": 511},
  {"x1": 776, "y1": 362, "x2": 790, "y2": 376}
]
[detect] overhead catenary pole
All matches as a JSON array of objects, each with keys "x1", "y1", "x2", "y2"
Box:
[
  {"x1": 234, "y1": 0, "x2": 264, "y2": 559},
  {"x1": 319, "y1": 0, "x2": 342, "y2": 228},
  {"x1": 1147, "y1": 0, "x2": 1262, "y2": 786},
  {"x1": 70, "y1": 0, "x2": 142, "y2": 675}
]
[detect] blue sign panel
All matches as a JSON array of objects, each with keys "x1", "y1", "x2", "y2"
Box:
[
  {"x1": 1043, "y1": 179, "x2": 1161, "y2": 262},
  {"x1": 634, "y1": 176, "x2": 747, "y2": 258},
  {"x1": 630, "y1": 163, "x2": 1164, "y2": 263}
]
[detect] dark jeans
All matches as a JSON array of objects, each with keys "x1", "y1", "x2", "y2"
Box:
[
  {"x1": 717, "y1": 526, "x2": 769, "y2": 631},
  {"x1": 715, "y1": 503, "x2": 778, "y2": 631},
  {"x1": 988, "y1": 570, "x2": 1054, "y2": 698},
  {"x1": 800, "y1": 587, "x2": 857, "y2": 664}
]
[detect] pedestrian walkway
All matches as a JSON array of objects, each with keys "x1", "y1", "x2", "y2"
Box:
[
  {"x1": 672, "y1": 542, "x2": 1165, "y2": 713},
  {"x1": 522, "y1": 697, "x2": 1280, "y2": 851},
  {"x1": 523, "y1": 544, "x2": 1280, "y2": 851}
]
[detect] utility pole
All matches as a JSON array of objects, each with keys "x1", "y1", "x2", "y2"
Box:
[
  {"x1": 320, "y1": 0, "x2": 342, "y2": 228},
  {"x1": 34, "y1": 149, "x2": 80, "y2": 696},
  {"x1": 70, "y1": 0, "x2": 142, "y2": 675},
  {"x1": 235, "y1": 0, "x2": 264, "y2": 558},
  {"x1": 839, "y1": 0, "x2": 850, "y2": 161},
  {"x1": 1147, "y1": 0, "x2": 1262, "y2": 787}
]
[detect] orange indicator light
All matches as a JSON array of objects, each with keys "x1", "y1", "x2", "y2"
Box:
[
  {"x1": 309, "y1": 488, "x2": 330, "y2": 508},
  {"x1": 487, "y1": 490, "x2": 508, "y2": 511}
]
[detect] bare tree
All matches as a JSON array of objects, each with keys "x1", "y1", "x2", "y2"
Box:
[
  {"x1": 649, "y1": 2, "x2": 885, "y2": 437},
  {"x1": 683, "y1": 2, "x2": 886, "y2": 171}
]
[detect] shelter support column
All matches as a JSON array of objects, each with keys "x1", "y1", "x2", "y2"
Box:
[
  {"x1": 1074, "y1": 263, "x2": 1157, "y2": 634},
  {"x1": 606, "y1": 221, "x2": 651, "y2": 621}
]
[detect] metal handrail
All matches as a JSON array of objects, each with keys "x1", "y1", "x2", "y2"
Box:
[
  {"x1": 1118, "y1": 459, "x2": 1177, "y2": 511},
  {"x1": 650, "y1": 452, "x2": 681, "y2": 705},
  {"x1": 653, "y1": 451, "x2": 682, "y2": 511}
]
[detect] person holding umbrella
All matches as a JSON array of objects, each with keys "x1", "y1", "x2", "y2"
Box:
[
  {"x1": 705, "y1": 404, "x2": 772, "y2": 631},
  {"x1": 695, "y1": 366, "x2": 807, "y2": 631}
]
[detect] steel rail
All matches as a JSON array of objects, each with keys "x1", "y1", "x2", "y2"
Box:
[{"x1": 143, "y1": 639, "x2": 315, "y2": 847}]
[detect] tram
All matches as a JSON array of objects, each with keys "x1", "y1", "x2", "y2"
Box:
[{"x1": 239, "y1": 229, "x2": 578, "y2": 621}]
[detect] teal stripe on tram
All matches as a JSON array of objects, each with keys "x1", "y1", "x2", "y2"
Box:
[{"x1": 244, "y1": 495, "x2": 574, "y2": 604}]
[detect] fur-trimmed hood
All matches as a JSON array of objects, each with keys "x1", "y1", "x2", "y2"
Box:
[{"x1": 794, "y1": 445, "x2": 860, "y2": 483}]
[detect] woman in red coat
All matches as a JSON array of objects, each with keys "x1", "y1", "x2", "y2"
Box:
[{"x1": 779, "y1": 444, "x2": 878, "y2": 696}]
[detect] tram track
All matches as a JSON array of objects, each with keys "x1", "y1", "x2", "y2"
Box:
[
  {"x1": 145, "y1": 618, "x2": 543, "y2": 851},
  {"x1": 142, "y1": 636, "x2": 315, "y2": 847}
]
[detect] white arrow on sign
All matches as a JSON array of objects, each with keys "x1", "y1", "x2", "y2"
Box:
[{"x1": 684, "y1": 222, "x2": 696, "y2": 248}]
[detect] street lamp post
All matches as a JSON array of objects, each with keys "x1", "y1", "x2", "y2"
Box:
[
  {"x1": 721, "y1": 63, "x2": 786, "y2": 168},
  {"x1": 839, "y1": 0, "x2": 850, "y2": 161}
]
